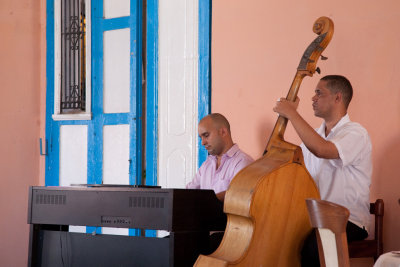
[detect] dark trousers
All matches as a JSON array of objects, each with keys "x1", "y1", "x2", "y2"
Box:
[{"x1": 301, "y1": 221, "x2": 368, "y2": 267}]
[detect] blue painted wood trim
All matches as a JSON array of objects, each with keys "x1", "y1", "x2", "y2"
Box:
[
  {"x1": 144, "y1": 0, "x2": 158, "y2": 238},
  {"x1": 100, "y1": 16, "x2": 130, "y2": 31},
  {"x1": 145, "y1": 0, "x2": 158, "y2": 187},
  {"x1": 45, "y1": 0, "x2": 59, "y2": 186},
  {"x1": 130, "y1": 0, "x2": 143, "y2": 187},
  {"x1": 198, "y1": 0, "x2": 212, "y2": 166},
  {"x1": 129, "y1": 0, "x2": 143, "y2": 237},
  {"x1": 88, "y1": 0, "x2": 104, "y2": 186}
]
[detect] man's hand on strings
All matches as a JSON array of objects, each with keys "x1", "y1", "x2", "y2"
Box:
[{"x1": 273, "y1": 97, "x2": 300, "y2": 120}]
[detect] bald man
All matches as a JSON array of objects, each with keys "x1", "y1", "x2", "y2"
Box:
[{"x1": 186, "y1": 113, "x2": 254, "y2": 201}]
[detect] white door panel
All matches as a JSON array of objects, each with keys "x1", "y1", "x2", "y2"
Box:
[
  {"x1": 59, "y1": 125, "x2": 88, "y2": 186},
  {"x1": 103, "y1": 124, "x2": 130, "y2": 185},
  {"x1": 103, "y1": 28, "x2": 131, "y2": 114}
]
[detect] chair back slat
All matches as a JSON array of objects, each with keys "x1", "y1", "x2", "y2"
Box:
[{"x1": 306, "y1": 199, "x2": 351, "y2": 267}]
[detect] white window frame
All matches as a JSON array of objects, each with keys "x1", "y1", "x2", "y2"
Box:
[{"x1": 52, "y1": 0, "x2": 92, "y2": 121}]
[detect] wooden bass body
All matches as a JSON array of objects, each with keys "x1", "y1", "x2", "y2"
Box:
[
  {"x1": 195, "y1": 146, "x2": 319, "y2": 266},
  {"x1": 195, "y1": 16, "x2": 334, "y2": 267}
]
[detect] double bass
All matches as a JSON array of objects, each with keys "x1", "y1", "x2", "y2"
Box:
[{"x1": 195, "y1": 17, "x2": 334, "y2": 266}]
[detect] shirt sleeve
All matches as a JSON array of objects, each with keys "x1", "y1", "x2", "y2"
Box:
[
  {"x1": 330, "y1": 127, "x2": 370, "y2": 167},
  {"x1": 186, "y1": 165, "x2": 202, "y2": 189}
]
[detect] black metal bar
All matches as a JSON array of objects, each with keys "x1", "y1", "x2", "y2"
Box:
[
  {"x1": 77, "y1": 0, "x2": 80, "y2": 109},
  {"x1": 72, "y1": 0, "x2": 76, "y2": 109},
  {"x1": 81, "y1": 0, "x2": 86, "y2": 110},
  {"x1": 61, "y1": 0, "x2": 65, "y2": 111},
  {"x1": 68, "y1": 0, "x2": 71, "y2": 109},
  {"x1": 80, "y1": 1, "x2": 86, "y2": 110}
]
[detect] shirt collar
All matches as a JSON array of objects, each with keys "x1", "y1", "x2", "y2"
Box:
[
  {"x1": 225, "y1": 144, "x2": 239, "y2": 158},
  {"x1": 330, "y1": 114, "x2": 350, "y2": 134},
  {"x1": 210, "y1": 144, "x2": 239, "y2": 160},
  {"x1": 320, "y1": 114, "x2": 351, "y2": 136}
]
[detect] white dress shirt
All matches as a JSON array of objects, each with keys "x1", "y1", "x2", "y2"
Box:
[{"x1": 300, "y1": 114, "x2": 372, "y2": 232}]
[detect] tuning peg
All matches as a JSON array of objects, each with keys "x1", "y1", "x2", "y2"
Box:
[
  {"x1": 320, "y1": 55, "x2": 328, "y2": 60},
  {"x1": 316, "y1": 67, "x2": 321, "y2": 74}
]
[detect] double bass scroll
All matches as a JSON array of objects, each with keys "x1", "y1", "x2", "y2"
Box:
[
  {"x1": 194, "y1": 16, "x2": 334, "y2": 267},
  {"x1": 265, "y1": 16, "x2": 334, "y2": 160}
]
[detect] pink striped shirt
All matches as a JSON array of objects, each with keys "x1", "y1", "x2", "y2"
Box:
[{"x1": 186, "y1": 144, "x2": 254, "y2": 193}]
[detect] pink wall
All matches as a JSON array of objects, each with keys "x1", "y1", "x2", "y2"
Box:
[
  {"x1": 1, "y1": 0, "x2": 399, "y2": 266},
  {"x1": 212, "y1": 0, "x2": 400, "y2": 265},
  {"x1": 0, "y1": 0, "x2": 45, "y2": 266}
]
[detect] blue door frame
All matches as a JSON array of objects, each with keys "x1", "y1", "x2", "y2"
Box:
[
  {"x1": 198, "y1": 0, "x2": 212, "y2": 166},
  {"x1": 45, "y1": 0, "x2": 147, "y2": 186},
  {"x1": 45, "y1": 0, "x2": 211, "y2": 236}
]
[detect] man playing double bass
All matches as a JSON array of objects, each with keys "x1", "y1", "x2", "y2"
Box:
[{"x1": 273, "y1": 75, "x2": 372, "y2": 266}]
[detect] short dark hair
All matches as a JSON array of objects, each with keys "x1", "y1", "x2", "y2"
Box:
[
  {"x1": 203, "y1": 113, "x2": 231, "y2": 134},
  {"x1": 321, "y1": 75, "x2": 353, "y2": 109}
]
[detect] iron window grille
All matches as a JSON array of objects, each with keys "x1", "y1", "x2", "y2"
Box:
[
  {"x1": 53, "y1": 0, "x2": 91, "y2": 121},
  {"x1": 61, "y1": 0, "x2": 86, "y2": 113}
]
